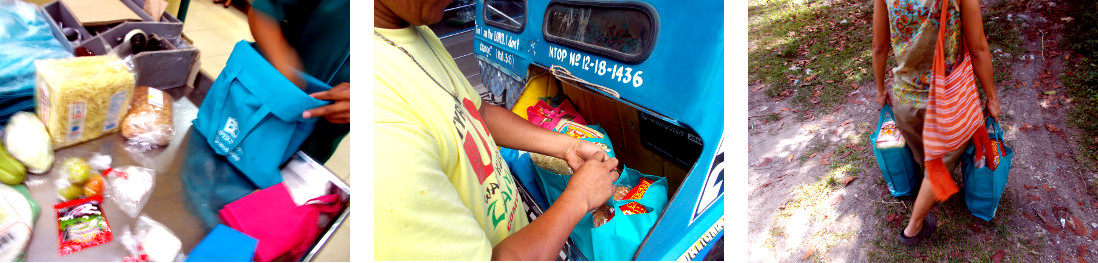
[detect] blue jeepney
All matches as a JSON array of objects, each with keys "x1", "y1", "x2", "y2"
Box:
[{"x1": 474, "y1": 0, "x2": 724, "y2": 260}]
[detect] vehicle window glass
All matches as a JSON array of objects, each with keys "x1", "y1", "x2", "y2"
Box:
[
  {"x1": 484, "y1": 0, "x2": 526, "y2": 33},
  {"x1": 544, "y1": 2, "x2": 656, "y2": 63}
]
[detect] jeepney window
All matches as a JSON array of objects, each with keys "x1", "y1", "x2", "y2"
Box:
[
  {"x1": 543, "y1": 2, "x2": 656, "y2": 64},
  {"x1": 484, "y1": 0, "x2": 526, "y2": 33}
]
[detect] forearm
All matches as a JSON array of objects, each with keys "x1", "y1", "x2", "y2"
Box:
[
  {"x1": 482, "y1": 104, "x2": 576, "y2": 159},
  {"x1": 969, "y1": 49, "x2": 997, "y2": 101},
  {"x1": 871, "y1": 0, "x2": 891, "y2": 93},
  {"x1": 491, "y1": 191, "x2": 588, "y2": 260},
  {"x1": 958, "y1": 0, "x2": 997, "y2": 102},
  {"x1": 248, "y1": 8, "x2": 302, "y2": 84}
]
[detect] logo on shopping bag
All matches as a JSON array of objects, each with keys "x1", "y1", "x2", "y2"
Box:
[
  {"x1": 215, "y1": 117, "x2": 241, "y2": 153},
  {"x1": 224, "y1": 117, "x2": 239, "y2": 138}
]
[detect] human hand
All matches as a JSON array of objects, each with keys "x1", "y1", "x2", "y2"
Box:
[
  {"x1": 304, "y1": 82, "x2": 350, "y2": 124},
  {"x1": 985, "y1": 98, "x2": 1001, "y2": 123},
  {"x1": 876, "y1": 89, "x2": 891, "y2": 108},
  {"x1": 562, "y1": 139, "x2": 609, "y2": 173},
  {"x1": 563, "y1": 157, "x2": 620, "y2": 211}
]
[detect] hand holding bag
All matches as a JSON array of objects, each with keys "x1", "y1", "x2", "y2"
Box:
[
  {"x1": 922, "y1": 0, "x2": 992, "y2": 201},
  {"x1": 193, "y1": 41, "x2": 331, "y2": 189},
  {"x1": 961, "y1": 117, "x2": 1012, "y2": 221}
]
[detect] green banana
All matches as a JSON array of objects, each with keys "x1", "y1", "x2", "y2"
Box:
[{"x1": 0, "y1": 142, "x2": 26, "y2": 185}]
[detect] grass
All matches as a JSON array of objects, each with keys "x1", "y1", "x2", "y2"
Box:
[
  {"x1": 749, "y1": 0, "x2": 873, "y2": 118},
  {"x1": 1061, "y1": 0, "x2": 1098, "y2": 171},
  {"x1": 983, "y1": 0, "x2": 1027, "y2": 87},
  {"x1": 866, "y1": 189, "x2": 1041, "y2": 262}
]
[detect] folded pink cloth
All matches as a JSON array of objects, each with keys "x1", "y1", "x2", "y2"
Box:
[{"x1": 219, "y1": 183, "x2": 343, "y2": 261}]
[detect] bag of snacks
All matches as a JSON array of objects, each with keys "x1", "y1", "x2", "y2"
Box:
[{"x1": 55, "y1": 195, "x2": 113, "y2": 256}]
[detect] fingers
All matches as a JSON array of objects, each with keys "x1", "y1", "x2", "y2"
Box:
[
  {"x1": 303, "y1": 101, "x2": 350, "y2": 119},
  {"x1": 309, "y1": 83, "x2": 350, "y2": 101}
]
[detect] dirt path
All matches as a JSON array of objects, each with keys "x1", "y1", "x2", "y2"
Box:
[{"x1": 747, "y1": 0, "x2": 1098, "y2": 262}]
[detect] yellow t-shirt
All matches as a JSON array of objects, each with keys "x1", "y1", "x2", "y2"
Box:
[{"x1": 373, "y1": 25, "x2": 530, "y2": 260}]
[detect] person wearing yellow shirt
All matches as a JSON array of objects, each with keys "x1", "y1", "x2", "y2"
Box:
[{"x1": 373, "y1": 0, "x2": 621, "y2": 260}]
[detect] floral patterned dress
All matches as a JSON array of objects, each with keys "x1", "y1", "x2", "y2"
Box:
[{"x1": 887, "y1": 0, "x2": 962, "y2": 109}]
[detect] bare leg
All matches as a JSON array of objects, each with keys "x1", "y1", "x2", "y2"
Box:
[{"x1": 904, "y1": 175, "x2": 935, "y2": 237}]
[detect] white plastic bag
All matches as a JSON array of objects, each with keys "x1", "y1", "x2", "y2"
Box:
[
  {"x1": 104, "y1": 166, "x2": 155, "y2": 218},
  {"x1": 120, "y1": 215, "x2": 181, "y2": 262}
]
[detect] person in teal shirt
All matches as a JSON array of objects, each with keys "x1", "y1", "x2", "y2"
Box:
[{"x1": 248, "y1": 0, "x2": 350, "y2": 163}]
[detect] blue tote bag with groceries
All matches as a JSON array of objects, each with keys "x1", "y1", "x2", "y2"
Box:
[
  {"x1": 872, "y1": 105, "x2": 923, "y2": 197},
  {"x1": 194, "y1": 40, "x2": 331, "y2": 189},
  {"x1": 961, "y1": 117, "x2": 1013, "y2": 221}
]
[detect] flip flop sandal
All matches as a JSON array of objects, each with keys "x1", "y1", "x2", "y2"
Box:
[{"x1": 899, "y1": 213, "x2": 937, "y2": 246}]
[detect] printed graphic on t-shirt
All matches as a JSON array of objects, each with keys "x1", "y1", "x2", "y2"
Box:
[{"x1": 451, "y1": 97, "x2": 521, "y2": 231}]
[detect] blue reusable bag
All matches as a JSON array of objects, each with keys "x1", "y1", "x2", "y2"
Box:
[
  {"x1": 961, "y1": 117, "x2": 1013, "y2": 221},
  {"x1": 590, "y1": 168, "x2": 669, "y2": 260},
  {"x1": 872, "y1": 104, "x2": 923, "y2": 197},
  {"x1": 193, "y1": 40, "x2": 331, "y2": 189}
]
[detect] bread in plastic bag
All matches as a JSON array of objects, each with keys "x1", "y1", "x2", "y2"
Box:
[
  {"x1": 3, "y1": 111, "x2": 54, "y2": 173},
  {"x1": 121, "y1": 86, "x2": 174, "y2": 147},
  {"x1": 34, "y1": 55, "x2": 135, "y2": 149}
]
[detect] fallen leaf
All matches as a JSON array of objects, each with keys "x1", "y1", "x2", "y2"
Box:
[
  {"x1": 752, "y1": 86, "x2": 766, "y2": 92},
  {"x1": 1045, "y1": 223, "x2": 1062, "y2": 234},
  {"x1": 822, "y1": 151, "x2": 835, "y2": 159},
  {"x1": 1044, "y1": 184, "x2": 1052, "y2": 192},
  {"x1": 840, "y1": 151, "x2": 852, "y2": 158},
  {"x1": 1045, "y1": 90, "x2": 1058, "y2": 95},
  {"x1": 788, "y1": 154, "x2": 795, "y2": 162},
  {"x1": 809, "y1": 153, "x2": 817, "y2": 159},
  {"x1": 841, "y1": 176, "x2": 857, "y2": 186},
  {"x1": 828, "y1": 192, "x2": 843, "y2": 205},
  {"x1": 825, "y1": 80, "x2": 835, "y2": 83},
  {"x1": 852, "y1": 145, "x2": 866, "y2": 151},
  {"x1": 1046, "y1": 124, "x2": 1061, "y2": 133},
  {"x1": 851, "y1": 83, "x2": 859, "y2": 89},
  {"x1": 1079, "y1": 245, "x2": 1087, "y2": 257},
  {"x1": 1023, "y1": 212, "x2": 1036, "y2": 222},
  {"x1": 1073, "y1": 217, "x2": 1087, "y2": 236},
  {"x1": 805, "y1": 75, "x2": 818, "y2": 82},
  {"x1": 991, "y1": 250, "x2": 1005, "y2": 263},
  {"x1": 949, "y1": 250, "x2": 963, "y2": 258},
  {"x1": 841, "y1": 120, "x2": 851, "y2": 126},
  {"x1": 819, "y1": 159, "x2": 830, "y2": 165},
  {"x1": 968, "y1": 222, "x2": 983, "y2": 234},
  {"x1": 759, "y1": 157, "x2": 773, "y2": 167},
  {"x1": 802, "y1": 247, "x2": 815, "y2": 260},
  {"x1": 781, "y1": 108, "x2": 790, "y2": 111}
]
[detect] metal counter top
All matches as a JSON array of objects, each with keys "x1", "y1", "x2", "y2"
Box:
[{"x1": 23, "y1": 85, "x2": 349, "y2": 261}]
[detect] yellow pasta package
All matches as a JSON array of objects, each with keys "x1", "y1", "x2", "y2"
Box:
[{"x1": 34, "y1": 55, "x2": 135, "y2": 149}]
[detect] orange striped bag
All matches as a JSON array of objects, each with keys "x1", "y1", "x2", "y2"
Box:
[{"x1": 923, "y1": 0, "x2": 993, "y2": 201}]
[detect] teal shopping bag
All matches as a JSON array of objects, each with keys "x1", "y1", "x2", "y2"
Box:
[
  {"x1": 961, "y1": 117, "x2": 1013, "y2": 221},
  {"x1": 193, "y1": 40, "x2": 331, "y2": 189},
  {"x1": 872, "y1": 104, "x2": 923, "y2": 197},
  {"x1": 590, "y1": 168, "x2": 668, "y2": 260}
]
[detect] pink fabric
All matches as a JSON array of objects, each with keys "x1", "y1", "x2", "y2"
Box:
[
  {"x1": 527, "y1": 100, "x2": 586, "y2": 130},
  {"x1": 219, "y1": 183, "x2": 343, "y2": 261}
]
